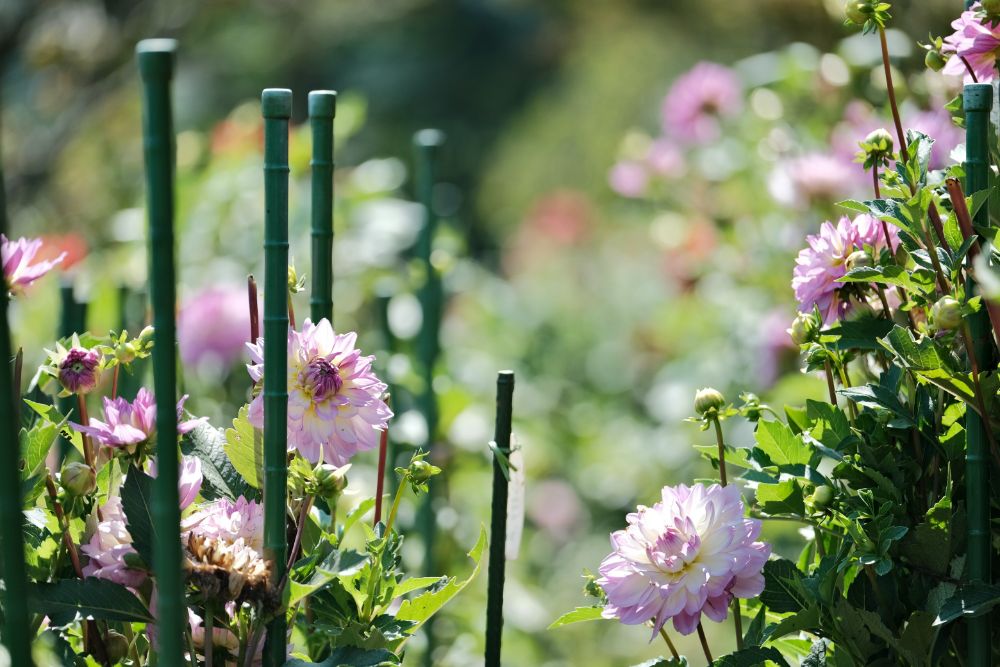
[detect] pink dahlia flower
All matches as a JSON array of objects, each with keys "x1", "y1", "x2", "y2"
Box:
[
  {"x1": 72, "y1": 387, "x2": 207, "y2": 451},
  {"x1": 81, "y1": 497, "x2": 145, "y2": 589},
  {"x1": 178, "y1": 286, "x2": 258, "y2": 369},
  {"x1": 1, "y1": 234, "x2": 65, "y2": 295},
  {"x1": 662, "y1": 62, "x2": 741, "y2": 144},
  {"x1": 597, "y1": 484, "x2": 770, "y2": 637},
  {"x1": 182, "y1": 496, "x2": 264, "y2": 552},
  {"x1": 246, "y1": 318, "x2": 392, "y2": 466},
  {"x1": 943, "y1": 3, "x2": 999, "y2": 83},
  {"x1": 148, "y1": 455, "x2": 204, "y2": 510},
  {"x1": 792, "y1": 214, "x2": 896, "y2": 324}
]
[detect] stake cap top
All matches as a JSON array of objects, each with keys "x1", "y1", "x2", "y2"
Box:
[
  {"x1": 136, "y1": 39, "x2": 177, "y2": 80},
  {"x1": 496, "y1": 370, "x2": 515, "y2": 385},
  {"x1": 963, "y1": 83, "x2": 993, "y2": 112},
  {"x1": 261, "y1": 89, "x2": 293, "y2": 118},
  {"x1": 414, "y1": 128, "x2": 446, "y2": 149},
  {"x1": 308, "y1": 91, "x2": 337, "y2": 117}
]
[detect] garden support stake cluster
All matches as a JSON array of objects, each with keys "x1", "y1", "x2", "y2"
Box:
[
  {"x1": 309, "y1": 90, "x2": 336, "y2": 326},
  {"x1": 137, "y1": 38, "x2": 186, "y2": 665},
  {"x1": 261, "y1": 87, "x2": 292, "y2": 667}
]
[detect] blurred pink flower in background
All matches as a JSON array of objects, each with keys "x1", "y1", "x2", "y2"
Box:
[
  {"x1": 646, "y1": 137, "x2": 685, "y2": 177},
  {"x1": 527, "y1": 479, "x2": 586, "y2": 541},
  {"x1": 906, "y1": 108, "x2": 963, "y2": 170},
  {"x1": 769, "y1": 152, "x2": 859, "y2": 208},
  {"x1": 81, "y1": 497, "x2": 145, "y2": 589},
  {"x1": 661, "y1": 62, "x2": 741, "y2": 144},
  {"x1": 759, "y1": 309, "x2": 800, "y2": 387},
  {"x1": 597, "y1": 483, "x2": 769, "y2": 637},
  {"x1": 247, "y1": 318, "x2": 392, "y2": 465},
  {"x1": 178, "y1": 286, "x2": 257, "y2": 369},
  {"x1": 148, "y1": 455, "x2": 204, "y2": 510},
  {"x1": 1, "y1": 234, "x2": 65, "y2": 294},
  {"x1": 608, "y1": 160, "x2": 649, "y2": 198},
  {"x1": 943, "y1": 2, "x2": 999, "y2": 83}
]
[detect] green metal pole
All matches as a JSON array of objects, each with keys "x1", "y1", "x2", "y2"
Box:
[
  {"x1": 413, "y1": 129, "x2": 444, "y2": 666},
  {"x1": 137, "y1": 38, "x2": 185, "y2": 664},
  {"x1": 0, "y1": 85, "x2": 34, "y2": 667},
  {"x1": 485, "y1": 371, "x2": 514, "y2": 667},
  {"x1": 963, "y1": 82, "x2": 994, "y2": 667},
  {"x1": 57, "y1": 282, "x2": 79, "y2": 459},
  {"x1": 309, "y1": 90, "x2": 336, "y2": 326},
  {"x1": 261, "y1": 88, "x2": 291, "y2": 667}
]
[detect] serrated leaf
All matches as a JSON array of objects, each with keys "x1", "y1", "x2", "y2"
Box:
[
  {"x1": 768, "y1": 606, "x2": 820, "y2": 640},
  {"x1": 224, "y1": 405, "x2": 262, "y2": 489},
  {"x1": 548, "y1": 605, "x2": 605, "y2": 629},
  {"x1": 824, "y1": 317, "x2": 894, "y2": 351},
  {"x1": 711, "y1": 646, "x2": 790, "y2": 667},
  {"x1": 20, "y1": 420, "x2": 61, "y2": 479},
  {"x1": 754, "y1": 420, "x2": 815, "y2": 468},
  {"x1": 182, "y1": 422, "x2": 257, "y2": 501},
  {"x1": 28, "y1": 578, "x2": 152, "y2": 622},
  {"x1": 761, "y1": 559, "x2": 807, "y2": 613},
  {"x1": 393, "y1": 525, "x2": 487, "y2": 643},
  {"x1": 756, "y1": 480, "x2": 805, "y2": 516},
  {"x1": 120, "y1": 466, "x2": 155, "y2": 566},
  {"x1": 289, "y1": 549, "x2": 368, "y2": 606}
]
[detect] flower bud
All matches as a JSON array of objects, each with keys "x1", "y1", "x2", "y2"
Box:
[
  {"x1": 315, "y1": 463, "x2": 350, "y2": 500},
  {"x1": 811, "y1": 485, "x2": 834, "y2": 509},
  {"x1": 924, "y1": 49, "x2": 947, "y2": 72},
  {"x1": 694, "y1": 387, "x2": 725, "y2": 416},
  {"x1": 60, "y1": 461, "x2": 95, "y2": 497},
  {"x1": 409, "y1": 459, "x2": 438, "y2": 485},
  {"x1": 864, "y1": 128, "x2": 893, "y2": 154},
  {"x1": 58, "y1": 347, "x2": 101, "y2": 395},
  {"x1": 844, "y1": 1, "x2": 870, "y2": 25},
  {"x1": 104, "y1": 631, "x2": 130, "y2": 663},
  {"x1": 789, "y1": 313, "x2": 818, "y2": 346},
  {"x1": 845, "y1": 250, "x2": 873, "y2": 272},
  {"x1": 931, "y1": 296, "x2": 963, "y2": 330},
  {"x1": 116, "y1": 341, "x2": 140, "y2": 364},
  {"x1": 287, "y1": 264, "x2": 305, "y2": 294}
]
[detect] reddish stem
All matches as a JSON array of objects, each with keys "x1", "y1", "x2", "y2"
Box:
[
  {"x1": 878, "y1": 26, "x2": 906, "y2": 152},
  {"x1": 960, "y1": 56, "x2": 980, "y2": 83},
  {"x1": 77, "y1": 394, "x2": 95, "y2": 470},
  {"x1": 248, "y1": 275, "x2": 260, "y2": 342},
  {"x1": 111, "y1": 366, "x2": 119, "y2": 400},
  {"x1": 374, "y1": 422, "x2": 389, "y2": 526}
]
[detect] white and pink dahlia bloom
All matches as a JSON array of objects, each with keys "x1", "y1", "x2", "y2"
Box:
[
  {"x1": 2, "y1": 234, "x2": 65, "y2": 295},
  {"x1": 247, "y1": 318, "x2": 392, "y2": 466},
  {"x1": 81, "y1": 497, "x2": 145, "y2": 589},
  {"x1": 943, "y1": 3, "x2": 1000, "y2": 84},
  {"x1": 148, "y1": 455, "x2": 204, "y2": 510},
  {"x1": 182, "y1": 496, "x2": 264, "y2": 552},
  {"x1": 72, "y1": 387, "x2": 207, "y2": 451},
  {"x1": 597, "y1": 483, "x2": 770, "y2": 637}
]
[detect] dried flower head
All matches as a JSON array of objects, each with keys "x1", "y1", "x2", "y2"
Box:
[{"x1": 184, "y1": 533, "x2": 276, "y2": 609}]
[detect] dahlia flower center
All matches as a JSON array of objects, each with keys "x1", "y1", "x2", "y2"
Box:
[
  {"x1": 301, "y1": 357, "x2": 343, "y2": 401},
  {"x1": 647, "y1": 528, "x2": 701, "y2": 574}
]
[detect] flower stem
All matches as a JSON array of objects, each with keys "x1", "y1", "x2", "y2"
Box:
[
  {"x1": 385, "y1": 479, "x2": 407, "y2": 535},
  {"x1": 823, "y1": 361, "x2": 838, "y2": 405},
  {"x1": 877, "y1": 25, "x2": 906, "y2": 152},
  {"x1": 111, "y1": 365, "x2": 119, "y2": 399},
  {"x1": 45, "y1": 473, "x2": 84, "y2": 578},
  {"x1": 731, "y1": 599, "x2": 744, "y2": 650},
  {"x1": 248, "y1": 275, "x2": 259, "y2": 342},
  {"x1": 710, "y1": 416, "x2": 727, "y2": 487},
  {"x1": 204, "y1": 603, "x2": 214, "y2": 667},
  {"x1": 77, "y1": 394, "x2": 95, "y2": 470},
  {"x1": 658, "y1": 626, "x2": 680, "y2": 660},
  {"x1": 374, "y1": 396, "x2": 391, "y2": 526},
  {"x1": 696, "y1": 622, "x2": 713, "y2": 664}
]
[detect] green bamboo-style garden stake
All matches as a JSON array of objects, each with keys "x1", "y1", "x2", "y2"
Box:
[
  {"x1": 261, "y1": 88, "x2": 292, "y2": 667},
  {"x1": 485, "y1": 371, "x2": 515, "y2": 667},
  {"x1": 309, "y1": 90, "x2": 336, "y2": 325},
  {"x1": 963, "y1": 81, "x2": 994, "y2": 667},
  {"x1": 413, "y1": 129, "x2": 445, "y2": 666},
  {"x1": 137, "y1": 38, "x2": 185, "y2": 665},
  {"x1": 57, "y1": 282, "x2": 86, "y2": 458},
  {"x1": 0, "y1": 90, "x2": 33, "y2": 667}
]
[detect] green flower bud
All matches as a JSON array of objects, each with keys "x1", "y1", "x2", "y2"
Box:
[
  {"x1": 811, "y1": 485, "x2": 835, "y2": 509},
  {"x1": 846, "y1": 250, "x2": 873, "y2": 272},
  {"x1": 844, "y1": 1, "x2": 870, "y2": 25},
  {"x1": 924, "y1": 49, "x2": 947, "y2": 72},
  {"x1": 104, "y1": 631, "x2": 130, "y2": 663},
  {"x1": 694, "y1": 387, "x2": 726, "y2": 416},
  {"x1": 60, "y1": 461, "x2": 95, "y2": 497},
  {"x1": 409, "y1": 459, "x2": 438, "y2": 485},
  {"x1": 931, "y1": 296, "x2": 963, "y2": 330},
  {"x1": 789, "y1": 313, "x2": 819, "y2": 346},
  {"x1": 315, "y1": 463, "x2": 350, "y2": 500}
]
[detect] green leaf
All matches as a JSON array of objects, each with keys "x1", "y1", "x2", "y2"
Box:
[
  {"x1": 900, "y1": 484, "x2": 951, "y2": 575},
  {"x1": 283, "y1": 646, "x2": 400, "y2": 666},
  {"x1": 711, "y1": 646, "x2": 790, "y2": 667},
  {"x1": 632, "y1": 659, "x2": 688, "y2": 667},
  {"x1": 836, "y1": 199, "x2": 871, "y2": 213},
  {"x1": 761, "y1": 559, "x2": 808, "y2": 613},
  {"x1": 934, "y1": 584, "x2": 1000, "y2": 625},
  {"x1": 548, "y1": 605, "x2": 605, "y2": 629},
  {"x1": 392, "y1": 576, "x2": 444, "y2": 599},
  {"x1": 289, "y1": 549, "x2": 368, "y2": 606},
  {"x1": 20, "y1": 420, "x2": 61, "y2": 479},
  {"x1": 182, "y1": 422, "x2": 258, "y2": 501},
  {"x1": 120, "y1": 466, "x2": 156, "y2": 566},
  {"x1": 756, "y1": 480, "x2": 805, "y2": 516},
  {"x1": 28, "y1": 578, "x2": 153, "y2": 622},
  {"x1": 224, "y1": 405, "x2": 262, "y2": 489},
  {"x1": 800, "y1": 640, "x2": 826, "y2": 667},
  {"x1": 393, "y1": 525, "x2": 487, "y2": 641},
  {"x1": 839, "y1": 265, "x2": 923, "y2": 292},
  {"x1": 824, "y1": 317, "x2": 894, "y2": 351},
  {"x1": 768, "y1": 606, "x2": 820, "y2": 640},
  {"x1": 754, "y1": 419, "x2": 815, "y2": 468},
  {"x1": 838, "y1": 384, "x2": 913, "y2": 428},
  {"x1": 694, "y1": 444, "x2": 756, "y2": 470}
]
